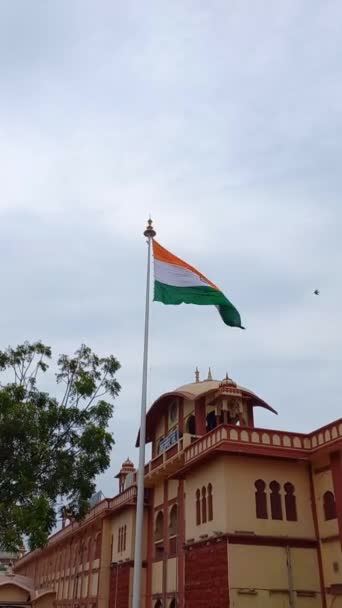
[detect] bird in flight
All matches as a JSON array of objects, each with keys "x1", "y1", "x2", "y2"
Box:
[{"x1": 314, "y1": 289, "x2": 320, "y2": 295}]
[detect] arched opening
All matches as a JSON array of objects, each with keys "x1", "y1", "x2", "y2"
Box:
[
  {"x1": 323, "y1": 491, "x2": 337, "y2": 521},
  {"x1": 118, "y1": 525, "x2": 127, "y2": 552},
  {"x1": 206, "y1": 411, "x2": 216, "y2": 432},
  {"x1": 169, "y1": 504, "x2": 178, "y2": 536},
  {"x1": 207, "y1": 483, "x2": 213, "y2": 521},
  {"x1": 255, "y1": 479, "x2": 268, "y2": 519},
  {"x1": 270, "y1": 481, "x2": 282, "y2": 520},
  {"x1": 155, "y1": 511, "x2": 164, "y2": 541},
  {"x1": 84, "y1": 538, "x2": 90, "y2": 563},
  {"x1": 196, "y1": 489, "x2": 201, "y2": 526},
  {"x1": 186, "y1": 415, "x2": 196, "y2": 435},
  {"x1": 155, "y1": 600, "x2": 163, "y2": 608},
  {"x1": 87, "y1": 537, "x2": 93, "y2": 563},
  {"x1": 74, "y1": 542, "x2": 80, "y2": 565},
  {"x1": 169, "y1": 599, "x2": 177, "y2": 608},
  {"x1": 201, "y1": 486, "x2": 207, "y2": 523},
  {"x1": 227, "y1": 411, "x2": 239, "y2": 425},
  {"x1": 284, "y1": 482, "x2": 297, "y2": 521},
  {"x1": 95, "y1": 532, "x2": 102, "y2": 559}
]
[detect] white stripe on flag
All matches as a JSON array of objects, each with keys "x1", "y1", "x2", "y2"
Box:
[{"x1": 154, "y1": 259, "x2": 212, "y2": 288}]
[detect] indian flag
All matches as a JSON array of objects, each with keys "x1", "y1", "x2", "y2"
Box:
[{"x1": 153, "y1": 240, "x2": 244, "y2": 328}]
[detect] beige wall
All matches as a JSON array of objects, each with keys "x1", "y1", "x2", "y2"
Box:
[
  {"x1": 230, "y1": 591, "x2": 321, "y2": 607},
  {"x1": 90, "y1": 571, "x2": 98, "y2": 597},
  {"x1": 185, "y1": 456, "x2": 226, "y2": 540},
  {"x1": 168, "y1": 480, "x2": 178, "y2": 501},
  {"x1": 110, "y1": 508, "x2": 149, "y2": 564},
  {"x1": 154, "y1": 482, "x2": 164, "y2": 508},
  {"x1": 312, "y1": 469, "x2": 338, "y2": 538},
  {"x1": 111, "y1": 509, "x2": 136, "y2": 562},
  {"x1": 185, "y1": 455, "x2": 315, "y2": 540},
  {"x1": 312, "y1": 468, "x2": 340, "y2": 595},
  {"x1": 34, "y1": 593, "x2": 56, "y2": 608},
  {"x1": 152, "y1": 561, "x2": 163, "y2": 594},
  {"x1": 0, "y1": 585, "x2": 30, "y2": 602},
  {"x1": 321, "y1": 539, "x2": 342, "y2": 588},
  {"x1": 326, "y1": 596, "x2": 342, "y2": 608},
  {"x1": 291, "y1": 547, "x2": 321, "y2": 591},
  {"x1": 229, "y1": 545, "x2": 288, "y2": 590},
  {"x1": 167, "y1": 557, "x2": 177, "y2": 592},
  {"x1": 82, "y1": 573, "x2": 89, "y2": 597},
  {"x1": 185, "y1": 455, "x2": 315, "y2": 541},
  {"x1": 229, "y1": 544, "x2": 320, "y2": 607},
  {"x1": 224, "y1": 456, "x2": 315, "y2": 537},
  {"x1": 183, "y1": 399, "x2": 194, "y2": 419}
]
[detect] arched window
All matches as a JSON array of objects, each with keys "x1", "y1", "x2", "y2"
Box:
[
  {"x1": 74, "y1": 543, "x2": 79, "y2": 565},
  {"x1": 284, "y1": 482, "x2": 297, "y2": 521},
  {"x1": 82, "y1": 538, "x2": 89, "y2": 563},
  {"x1": 270, "y1": 481, "x2": 282, "y2": 520},
  {"x1": 206, "y1": 411, "x2": 217, "y2": 432},
  {"x1": 169, "y1": 504, "x2": 178, "y2": 536},
  {"x1": 201, "y1": 486, "x2": 207, "y2": 523},
  {"x1": 323, "y1": 491, "x2": 337, "y2": 521},
  {"x1": 255, "y1": 479, "x2": 268, "y2": 519},
  {"x1": 186, "y1": 415, "x2": 196, "y2": 435},
  {"x1": 155, "y1": 601, "x2": 163, "y2": 608},
  {"x1": 207, "y1": 484, "x2": 213, "y2": 521},
  {"x1": 123, "y1": 525, "x2": 127, "y2": 551},
  {"x1": 95, "y1": 532, "x2": 102, "y2": 559},
  {"x1": 196, "y1": 489, "x2": 201, "y2": 526},
  {"x1": 169, "y1": 599, "x2": 177, "y2": 608},
  {"x1": 118, "y1": 527, "x2": 122, "y2": 552},
  {"x1": 87, "y1": 537, "x2": 93, "y2": 562},
  {"x1": 155, "y1": 511, "x2": 164, "y2": 541}
]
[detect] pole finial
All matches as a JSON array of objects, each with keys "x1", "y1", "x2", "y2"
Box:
[
  {"x1": 195, "y1": 367, "x2": 200, "y2": 383},
  {"x1": 144, "y1": 218, "x2": 156, "y2": 238}
]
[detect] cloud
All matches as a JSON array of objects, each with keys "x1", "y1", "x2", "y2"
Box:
[{"x1": 0, "y1": 0, "x2": 341, "y2": 497}]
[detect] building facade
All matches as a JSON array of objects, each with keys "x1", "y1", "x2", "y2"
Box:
[
  {"x1": 15, "y1": 372, "x2": 342, "y2": 608},
  {"x1": 0, "y1": 548, "x2": 25, "y2": 572},
  {"x1": 0, "y1": 571, "x2": 55, "y2": 608}
]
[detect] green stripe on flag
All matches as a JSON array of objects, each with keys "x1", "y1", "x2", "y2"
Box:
[{"x1": 154, "y1": 281, "x2": 244, "y2": 328}]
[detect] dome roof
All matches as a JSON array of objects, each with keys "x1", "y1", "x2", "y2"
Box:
[
  {"x1": 175, "y1": 379, "x2": 222, "y2": 395},
  {"x1": 115, "y1": 458, "x2": 135, "y2": 479},
  {"x1": 122, "y1": 458, "x2": 134, "y2": 468},
  {"x1": 136, "y1": 375, "x2": 277, "y2": 446}
]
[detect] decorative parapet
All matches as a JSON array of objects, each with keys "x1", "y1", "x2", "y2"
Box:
[
  {"x1": 184, "y1": 419, "x2": 342, "y2": 465},
  {"x1": 16, "y1": 486, "x2": 139, "y2": 568}
]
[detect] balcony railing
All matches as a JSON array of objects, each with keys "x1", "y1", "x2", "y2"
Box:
[
  {"x1": 143, "y1": 437, "x2": 191, "y2": 477},
  {"x1": 184, "y1": 419, "x2": 342, "y2": 464}
]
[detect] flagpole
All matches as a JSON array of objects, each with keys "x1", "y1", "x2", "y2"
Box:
[{"x1": 132, "y1": 218, "x2": 156, "y2": 608}]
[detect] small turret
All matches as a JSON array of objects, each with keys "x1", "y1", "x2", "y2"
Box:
[
  {"x1": 209, "y1": 374, "x2": 249, "y2": 426},
  {"x1": 115, "y1": 458, "x2": 135, "y2": 493}
]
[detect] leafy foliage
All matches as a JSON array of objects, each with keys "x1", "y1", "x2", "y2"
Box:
[{"x1": 0, "y1": 341, "x2": 120, "y2": 551}]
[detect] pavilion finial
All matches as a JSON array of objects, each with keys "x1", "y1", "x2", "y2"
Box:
[
  {"x1": 207, "y1": 367, "x2": 213, "y2": 381},
  {"x1": 195, "y1": 367, "x2": 200, "y2": 383},
  {"x1": 144, "y1": 218, "x2": 156, "y2": 238}
]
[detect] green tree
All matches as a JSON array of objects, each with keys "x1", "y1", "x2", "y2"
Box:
[{"x1": 0, "y1": 341, "x2": 120, "y2": 551}]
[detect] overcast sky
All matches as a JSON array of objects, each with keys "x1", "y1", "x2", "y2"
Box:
[{"x1": 1, "y1": 1, "x2": 341, "y2": 499}]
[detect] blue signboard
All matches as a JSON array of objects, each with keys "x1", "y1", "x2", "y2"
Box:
[{"x1": 159, "y1": 429, "x2": 179, "y2": 453}]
